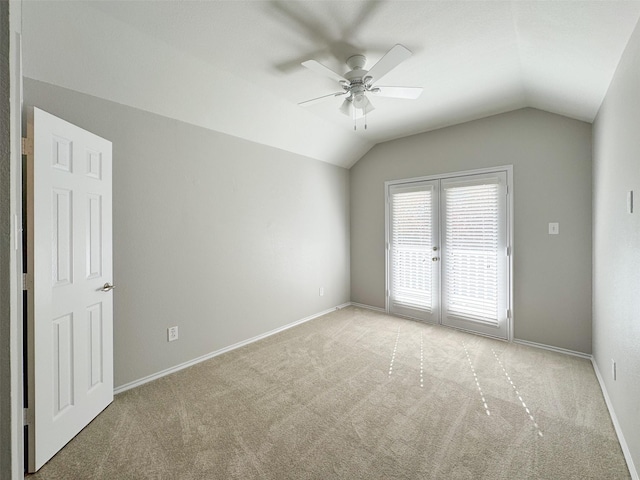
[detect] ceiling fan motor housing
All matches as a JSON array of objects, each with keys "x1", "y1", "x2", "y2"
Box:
[
  {"x1": 345, "y1": 69, "x2": 367, "y2": 83},
  {"x1": 345, "y1": 54, "x2": 369, "y2": 93},
  {"x1": 344, "y1": 61, "x2": 369, "y2": 110}
]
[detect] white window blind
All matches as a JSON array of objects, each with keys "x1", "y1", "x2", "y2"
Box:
[
  {"x1": 391, "y1": 189, "x2": 432, "y2": 312},
  {"x1": 444, "y1": 182, "x2": 499, "y2": 325}
]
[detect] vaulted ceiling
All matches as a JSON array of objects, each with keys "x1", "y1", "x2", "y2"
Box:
[{"x1": 22, "y1": 1, "x2": 640, "y2": 168}]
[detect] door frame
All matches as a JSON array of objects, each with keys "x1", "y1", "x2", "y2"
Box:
[
  {"x1": 7, "y1": 5, "x2": 24, "y2": 479},
  {"x1": 384, "y1": 165, "x2": 514, "y2": 342}
]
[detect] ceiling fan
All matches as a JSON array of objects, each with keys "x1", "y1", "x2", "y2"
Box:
[{"x1": 298, "y1": 44, "x2": 423, "y2": 129}]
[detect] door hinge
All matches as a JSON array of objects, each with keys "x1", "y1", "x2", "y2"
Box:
[
  {"x1": 21, "y1": 137, "x2": 32, "y2": 156},
  {"x1": 386, "y1": 289, "x2": 390, "y2": 297},
  {"x1": 506, "y1": 246, "x2": 510, "y2": 256},
  {"x1": 386, "y1": 242, "x2": 390, "y2": 251},
  {"x1": 22, "y1": 273, "x2": 32, "y2": 291},
  {"x1": 23, "y1": 408, "x2": 31, "y2": 426},
  {"x1": 506, "y1": 309, "x2": 511, "y2": 319}
]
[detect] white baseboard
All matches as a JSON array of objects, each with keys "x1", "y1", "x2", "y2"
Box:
[
  {"x1": 349, "y1": 302, "x2": 387, "y2": 313},
  {"x1": 591, "y1": 358, "x2": 639, "y2": 480},
  {"x1": 512, "y1": 338, "x2": 592, "y2": 359},
  {"x1": 350, "y1": 310, "x2": 592, "y2": 363},
  {"x1": 114, "y1": 302, "x2": 351, "y2": 395}
]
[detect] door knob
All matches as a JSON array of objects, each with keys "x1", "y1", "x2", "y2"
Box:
[
  {"x1": 432, "y1": 257, "x2": 439, "y2": 262},
  {"x1": 100, "y1": 282, "x2": 114, "y2": 292}
]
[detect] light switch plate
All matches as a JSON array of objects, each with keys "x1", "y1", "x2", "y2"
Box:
[{"x1": 548, "y1": 223, "x2": 559, "y2": 235}]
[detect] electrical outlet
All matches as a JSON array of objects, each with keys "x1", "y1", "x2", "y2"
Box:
[
  {"x1": 167, "y1": 326, "x2": 179, "y2": 342},
  {"x1": 548, "y1": 222, "x2": 559, "y2": 235},
  {"x1": 612, "y1": 359, "x2": 616, "y2": 380},
  {"x1": 319, "y1": 287, "x2": 324, "y2": 297}
]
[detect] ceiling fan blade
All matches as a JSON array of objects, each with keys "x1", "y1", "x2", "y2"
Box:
[
  {"x1": 301, "y1": 60, "x2": 347, "y2": 82},
  {"x1": 298, "y1": 92, "x2": 346, "y2": 107},
  {"x1": 370, "y1": 86, "x2": 423, "y2": 99},
  {"x1": 366, "y1": 44, "x2": 412, "y2": 83}
]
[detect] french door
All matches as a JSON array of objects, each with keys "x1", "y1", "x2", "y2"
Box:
[
  {"x1": 386, "y1": 169, "x2": 510, "y2": 339},
  {"x1": 388, "y1": 180, "x2": 440, "y2": 323}
]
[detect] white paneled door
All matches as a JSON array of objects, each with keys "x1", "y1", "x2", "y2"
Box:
[
  {"x1": 26, "y1": 107, "x2": 113, "y2": 472},
  {"x1": 387, "y1": 170, "x2": 510, "y2": 339}
]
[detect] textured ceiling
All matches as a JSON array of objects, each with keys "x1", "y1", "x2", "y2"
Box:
[{"x1": 22, "y1": 1, "x2": 640, "y2": 168}]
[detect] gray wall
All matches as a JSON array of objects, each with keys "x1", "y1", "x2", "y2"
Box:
[
  {"x1": 350, "y1": 108, "x2": 593, "y2": 354},
  {"x1": 25, "y1": 79, "x2": 351, "y2": 388},
  {"x1": 1, "y1": 1, "x2": 12, "y2": 476},
  {"x1": 593, "y1": 17, "x2": 640, "y2": 472}
]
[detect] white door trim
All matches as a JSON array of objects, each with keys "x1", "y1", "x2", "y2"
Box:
[
  {"x1": 384, "y1": 165, "x2": 514, "y2": 342},
  {"x1": 8, "y1": 6, "x2": 24, "y2": 478}
]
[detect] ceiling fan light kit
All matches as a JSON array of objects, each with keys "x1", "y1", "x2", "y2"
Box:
[{"x1": 299, "y1": 44, "x2": 423, "y2": 130}]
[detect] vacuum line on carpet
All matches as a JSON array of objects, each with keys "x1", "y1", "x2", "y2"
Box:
[
  {"x1": 462, "y1": 342, "x2": 491, "y2": 416},
  {"x1": 388, "y1": 326, "x2": 401, "y2": 377},
  {"x1": 491, "y1": 349, "x2": 543, "y2": 437}
]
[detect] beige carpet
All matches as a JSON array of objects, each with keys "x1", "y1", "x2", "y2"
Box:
[{"x1": 29, "y1": 306, "x2": 629, "y2": 479}]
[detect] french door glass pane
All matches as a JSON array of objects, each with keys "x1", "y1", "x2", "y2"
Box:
[
  {"x1": 391, "y1": 188, "x2": 432, "y2": 312},
  {"x1": 444, "y1": 183, "x2": 499, "y2": 324}
]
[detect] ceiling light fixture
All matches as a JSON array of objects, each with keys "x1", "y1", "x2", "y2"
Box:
[{"x1": 299, "y1": 44, "x2": 423, "y2": 131}]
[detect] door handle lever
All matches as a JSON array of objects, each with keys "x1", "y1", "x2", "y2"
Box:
[{"x1": 100, "y1": 282, "x2": 114, "y2": 292}]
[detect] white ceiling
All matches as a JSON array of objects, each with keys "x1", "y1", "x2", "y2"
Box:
[{"x1": 22, "y1": 1, "x2": 640, "y2": 168}]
